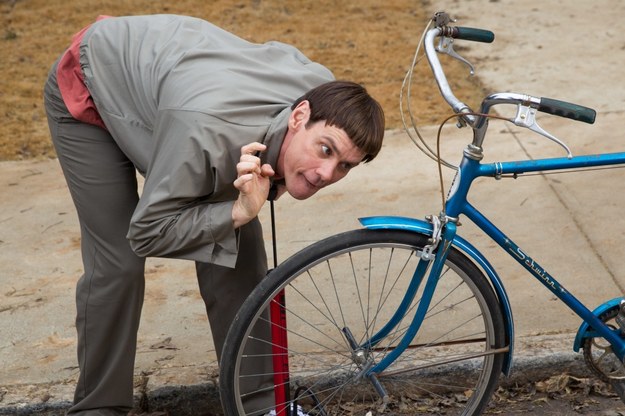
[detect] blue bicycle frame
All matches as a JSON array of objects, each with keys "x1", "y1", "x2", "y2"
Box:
[
  {"x1": 356, "y1": 20, "x2": 625, "y2": 383},
  {"x1": 360, "y1": 150, "x2": 625, "y2": 377}
]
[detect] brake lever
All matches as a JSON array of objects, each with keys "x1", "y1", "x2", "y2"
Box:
[
  {"x1": 513, "y1": 104, "x2": 573, "y2": 158},
  {"x1": 436, "y1": 36, "x2": 475, "y2": 75}
]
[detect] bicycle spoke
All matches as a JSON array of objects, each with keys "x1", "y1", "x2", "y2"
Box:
[{"x1": 221, "y1": 231, "x2": 505, "y2": 416}]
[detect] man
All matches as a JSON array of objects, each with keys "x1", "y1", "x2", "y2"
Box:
[{"x1": 44, "y1": 14, "x2": 384, "y2": 415}]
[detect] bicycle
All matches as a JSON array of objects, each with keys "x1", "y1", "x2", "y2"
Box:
[{"x1": 219, "y1": 11, "x2": 625, "y2": 416}]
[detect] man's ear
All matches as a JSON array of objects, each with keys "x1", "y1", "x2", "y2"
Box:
[{"x1": 289, "y1": 100, "x2": 311, "y2": 130}]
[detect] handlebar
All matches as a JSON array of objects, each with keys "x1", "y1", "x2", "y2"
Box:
[
  {"x1": 424, "y1": 12, "x2": 596, "y2": 155},
  {"x1": 538, "y1": 97, "x2": 596, "y2": 124},
  {"x1": 443, "y1": 26, "x2": 495, "y2": 43}
]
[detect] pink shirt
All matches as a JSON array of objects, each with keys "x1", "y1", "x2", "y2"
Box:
[{"x1": 56, "y1": 16, "x2": 110, "y2": 130}]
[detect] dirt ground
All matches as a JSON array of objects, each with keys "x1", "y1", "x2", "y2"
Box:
[
  {"x1": 28, "y1": 374, "x2": 625, "y2": 416},
  {"x1": 484, "y1": 374, "x2": 625, "y2": 416},
  {"x1": 0, "y1": 0, "x2": 487, "y2": 161}
]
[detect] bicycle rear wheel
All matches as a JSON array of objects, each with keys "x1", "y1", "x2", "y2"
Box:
[{"x1": 220, "y1": 229, "x2": 506, "y2": 415}]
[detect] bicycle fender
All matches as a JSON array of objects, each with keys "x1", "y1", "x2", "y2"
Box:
[
  {"x1": 359, "y1": 215, "x2": 515, "y2": 375},
  {"x1": 573, "y1": 297, "x2": 622, "y2": 352}
]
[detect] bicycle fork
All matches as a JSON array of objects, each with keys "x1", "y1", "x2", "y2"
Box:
[{"x1": 341, "y1": 218, "x2": 458, "y2": 409}]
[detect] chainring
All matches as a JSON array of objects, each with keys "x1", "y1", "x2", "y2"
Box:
[{"x1": 582, "y1": 307, "x2": 625, "y2": 383}]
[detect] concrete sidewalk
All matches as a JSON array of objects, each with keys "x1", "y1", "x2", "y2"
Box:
[{"x1": 2, "y1": 0, "x2": 625, "y2": 414}]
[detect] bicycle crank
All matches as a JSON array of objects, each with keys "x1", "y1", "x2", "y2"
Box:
[{"x1": 582, "y1": 307, "x2": 625, "y2": 387}]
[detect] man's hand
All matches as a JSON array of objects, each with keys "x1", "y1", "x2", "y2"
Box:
[{"x1": 232, "y1": 142, "x2": 274, "y2": 229}]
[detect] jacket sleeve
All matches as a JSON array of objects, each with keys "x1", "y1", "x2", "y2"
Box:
[{"x1": 126, "y1": 109, "x2": 252, "y2": 268}]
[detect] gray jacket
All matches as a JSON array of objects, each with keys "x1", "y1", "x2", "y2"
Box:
[{"x1": 79, "y1": 14, "x2": 334, "y2": 267}]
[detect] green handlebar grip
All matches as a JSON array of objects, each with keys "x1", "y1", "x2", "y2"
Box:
[
  {"x1": 539, "y1": 97, "x2": 596, "y2": 124},
  {"x1": 452, "y1": 27, "x2": 495, "y2": 43}
]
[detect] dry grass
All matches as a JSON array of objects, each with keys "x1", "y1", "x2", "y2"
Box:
[{"x1": 0, "y1": 0, "x2": 487, "y2": 161}]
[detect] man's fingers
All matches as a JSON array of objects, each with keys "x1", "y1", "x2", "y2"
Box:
[
  {"x1": 233, "y1": 173, "x2": 254, "y2": 190},
  {"x1": 238, "y1": 155, "x2": 262, "y2": 172},
  {"x1": 239, "y1": 154, "x2": 259, "y2": 162},
  {"x1": 240, "y1": 142, "x2": 266, "y2": 156},
  {"x1": 237, "y1": 160, "x2": 274, "y2": 179},
  {"x1": 235, "y1": 173, "x2": 254, "y2": 183},
  {"x1": 237, "y1": 160, "x2": 261, "y2": 175},
  {"x1": 237, "y1": 143, "x2": 269, "y2": 179},
  {"x1": 260, "y1": 163, "x2": 275, "y2": 177},
  {"x1": 232, "y1": 145, "x2": 272, "y2": 229}
]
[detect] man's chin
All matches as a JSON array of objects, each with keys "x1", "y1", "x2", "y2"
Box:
[{"x1": 286, "y1": 186, "x2": 318, "y2": 200}]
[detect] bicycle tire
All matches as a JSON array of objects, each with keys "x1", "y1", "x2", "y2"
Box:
[{"x1": 220, "y1": 229, "x2": 506, "y2": 416}]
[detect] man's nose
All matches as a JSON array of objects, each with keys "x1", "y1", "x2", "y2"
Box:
[{"x1": 316, "y1": 161, "x2": 337, "y2": 185}]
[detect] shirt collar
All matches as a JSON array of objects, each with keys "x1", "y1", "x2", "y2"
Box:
[{"x1": 262, "y1": 106, "x2": 291, "y2": 169}]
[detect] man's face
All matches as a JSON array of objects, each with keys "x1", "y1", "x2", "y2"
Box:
[{"x1": 277, "y1": 102, "x2": 365, "y2": 200}]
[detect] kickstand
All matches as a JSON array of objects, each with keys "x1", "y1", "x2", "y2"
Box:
[{"x1": 611, "y1": 380, "x2": 625, "y2": 404}]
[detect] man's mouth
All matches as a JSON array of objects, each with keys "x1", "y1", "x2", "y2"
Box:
[{"x1": 304, "y1": 176, "x2": 322, "y2": 190}]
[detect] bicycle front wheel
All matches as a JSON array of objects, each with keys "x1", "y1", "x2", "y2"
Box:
[{"x1": 220, "y1": 229, "x2": 506, "y2": 416}]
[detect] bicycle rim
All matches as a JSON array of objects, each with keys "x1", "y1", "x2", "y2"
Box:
[{"x1": 221, "y1": 229, "x2": 506, "y2": 416}]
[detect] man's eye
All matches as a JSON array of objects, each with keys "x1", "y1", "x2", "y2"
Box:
[{"x1": 321, "y1": 145, "x2": 331, "y2": 156}]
